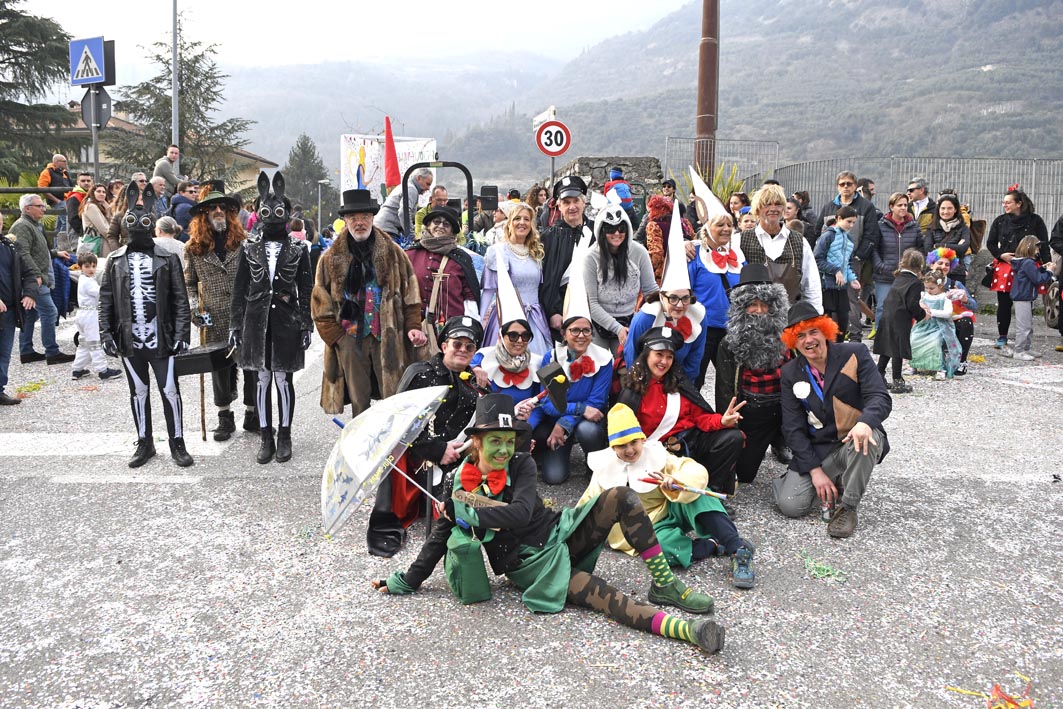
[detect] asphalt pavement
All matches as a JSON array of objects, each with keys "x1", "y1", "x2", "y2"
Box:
[{"x1": 0, "y1": 313, "x2": 1060, "y2": 708}]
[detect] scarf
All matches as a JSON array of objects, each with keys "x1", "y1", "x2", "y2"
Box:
[
  {"x1": 884, "y1": 213, "x2": 912, "y2": 234},
  {"x1": 494, "y1": 338, "x2": 529, "y2": 374},
  {"x1": 939, "y1": 217, "x2": 961, "y2": 233},
  {"x1": 665, "y1": 316, "x2": 693, "y2": 340},
  {"x1": 340, "y1": 232, "x2": 377, "y2": 338},
  {"x1": 212, "y1": 230, "x2": 228, "y2": 260},
  {"x1": 421, "y1": 234, "x2": 457, "y2": 255},
  {"x1": 459, "y1": 461, "x2": 506, "y2": 496}
]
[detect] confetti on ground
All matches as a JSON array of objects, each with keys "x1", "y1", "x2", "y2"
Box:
[
  {"x1": 968, "y1": 354, "x2": 987, "y2": 363},
  {"x1": 15, "y1": 379, "x2": 47, "y2": 395},
  {"x1": 79, "y1": 385, "x2": 100, "y2": 392},
  {"x1": 946, "y1": 673, "x2": 1034, "y2": 708},
  {"x1": 800, "y1": 551, "x2": 847, "y2": 582}
]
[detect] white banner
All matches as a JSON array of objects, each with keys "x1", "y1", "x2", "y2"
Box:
[{"x1": 340, "y1": 134, "x2": 437, "y2": 200}]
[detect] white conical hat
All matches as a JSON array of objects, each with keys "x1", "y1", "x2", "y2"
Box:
[
  {"x1": 660, "y1": 198, "x2": 691, "y2": 292},
  {"x1": 495, "y1": 249, "x2": 526, "y2": 328},
  {"x1": 688, "y1": 165, "x2": 730, "y2": 223},
  {"x1": 563, "y1": 240, "x2": 593, "y2": 325}
]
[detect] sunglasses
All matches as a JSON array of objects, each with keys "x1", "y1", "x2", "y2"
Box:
[
  {"x1": 602, "y1": 223, "x2": 627, "y2": 234},
  {"x1": 446, "y1": 339, "x2": 477, "y2": 352},
  {"x1": 663, "y1": 294, "x2": 692, "y2": 305},
  {"x1": 566, "y1": 327, "x2": 592, "y2": 336},
  {"x1": 504, "y1": 331, "x2": 532, "y2": 343},
  {"x1": 838, "y1": 181, "x2": 855, "y2": 187}
]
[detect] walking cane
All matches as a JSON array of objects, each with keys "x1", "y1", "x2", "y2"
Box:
[{"x1": 198, "y1": 283, "x2": 207, "y2": 442}]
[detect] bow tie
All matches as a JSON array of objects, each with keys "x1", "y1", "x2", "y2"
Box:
[
  {"x1": 568, "y1": 355, "x2": 595, "y2": 382},
  {"x1": 501, "y1": 367, "x2": 530, "y2": 386},
  {"x1": 665, "y1": 317, "x2": 693, "y2": 340},
  {"x1": 459, "y1": 462, "x2": 507, "y2": 496},
  {"x1": 711, "y1": 248, "x2": 738, "y2": 269}
]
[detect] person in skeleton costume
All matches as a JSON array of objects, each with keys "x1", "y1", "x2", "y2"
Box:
[
  {"x1": 714, "y1": 264, "x2": 791, "y2": 484},
  {"x1": 229, "y1": 172, "x2": 313, "y2": 464},
  {"x1": 99, "y1": 182, "x2": 192, "y2": 468}
]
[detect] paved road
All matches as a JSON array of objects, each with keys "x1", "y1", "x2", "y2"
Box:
[{"x1": 1, "y1": 315, "x2": 1060, "y2": 708}]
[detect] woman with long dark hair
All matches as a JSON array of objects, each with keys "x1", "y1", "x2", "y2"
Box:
[
  {"x1": 922, "y1": 194, "x2": 972, "y2": 284},
  {"x1": 986, "y1": 187, "x2": 1049, "y2": 349}
]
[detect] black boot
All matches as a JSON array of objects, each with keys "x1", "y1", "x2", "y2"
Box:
[
  {"x1": 213, "y1": 410, "x2": 236, "y2": 442},
  {"x1": 275, "y1": 426, "x2": 292, "y2": 463},
  {"x1": 129, "y1": 437, "x2": 156, "y2": 468},
  {"x1": 169, "y1": 437, "x2": 194, "y2": 467},
  {"x1": 242, "y1": 408, "x2": 258, "y2": 432},
  {"x1": 257, "y1": 427, "x2": 275, "y2": 464}
]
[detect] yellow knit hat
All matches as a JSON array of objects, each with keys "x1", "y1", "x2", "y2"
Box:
[{"x1": 607, "y1": 403, "x2": 645, "y2": 447}]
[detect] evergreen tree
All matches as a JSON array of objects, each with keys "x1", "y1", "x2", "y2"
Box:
[
  {"x1": 282, "y1": 133, "x2": 337, "y2": 225},
  {"x1": 105, "y1": 20, "x2": 253, "y2": 189},
  {"x1": 0, "y1": 2, "x2": 83, "y2": 181}
]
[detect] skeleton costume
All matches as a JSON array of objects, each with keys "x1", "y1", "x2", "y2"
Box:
[
  {"x1": 230, "y1": 172, "x2": 313, "y2": 464},
  {"x1": 99, "y1": 182, "x2": 193, "y2": 468}
]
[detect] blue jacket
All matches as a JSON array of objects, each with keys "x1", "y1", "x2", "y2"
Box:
[
  {"x1": 1009, "y1": 257, "x2": 1054, "y2": 302},
  {"x1": 814, "y1": 227, "x2": 858, "y2": 290},
  {"x1": 170, "y1": 194, "x2": 196, "y2": 239},
  {"x1": 625, "y1": 305, "x2": 706, "y2": 382},
  {"x1": 528, "y1": 347, "x2": 611, "y2": 434},
  {"x1": 688, "y1": 243, "x2": 742, "y2": 329}
]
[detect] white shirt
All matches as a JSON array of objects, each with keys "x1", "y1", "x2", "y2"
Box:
[
  {"x1": 754, "y1": 224, "x2": 823, "y2": 313},
  {"x1": 911, "y1": 197, "x2": 930, "y2": 218}
]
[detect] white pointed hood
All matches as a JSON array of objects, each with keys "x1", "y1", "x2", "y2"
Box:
[{"x1": 660, "y1": 198, "x2": 691, "y2": 293}]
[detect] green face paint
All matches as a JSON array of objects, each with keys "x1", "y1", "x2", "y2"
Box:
[{"x1": 481, "y1": 432, "x2": 516, "y2": 469}]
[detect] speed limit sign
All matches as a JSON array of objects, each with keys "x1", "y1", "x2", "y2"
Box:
[{"x1": 535, "y1": 120, "x2": 571, "y2": 158}]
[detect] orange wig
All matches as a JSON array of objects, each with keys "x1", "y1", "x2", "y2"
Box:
[{"x1": 781, "y1": 314, "x2": 839, "y2": 351}]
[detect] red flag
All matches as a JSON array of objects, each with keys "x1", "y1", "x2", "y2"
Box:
[{"x1": 383, "y1": 116, "x2": 401, "y2": 191}]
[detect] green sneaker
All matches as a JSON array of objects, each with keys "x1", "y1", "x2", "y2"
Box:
[
  {"x1": 691, "y1": 619, "x2": 726, "y2": 654},
  {"x1": 648, "y1": 579, "x2": 714, "y2": 614}
]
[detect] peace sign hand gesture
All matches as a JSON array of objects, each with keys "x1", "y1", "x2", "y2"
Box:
[{"x1": 720, "y1": 397, "x2": 746, "y2": 428}]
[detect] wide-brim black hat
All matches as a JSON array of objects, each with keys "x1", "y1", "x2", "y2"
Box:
[
  {"x1": 463, "y1": 393, "x2": 532, "y2": 441},
  {"x1": 190, "y1": 179, "x2": 241, "y2": 216},
  {"x1": 422, "y1": 205, "x2": 461, "y2": 233},
  {"x1": 553, "y1": 175, "x2": 587, "y2": 200},
  {"x1": 637, "y1": 326, "x2": 684, "y2": 353},
  {"x1": 785, "y1": 300, "x2": 821, "y2": 329},
  {"x1": 337, "y1": 189, "x2": 380, "y2": 216},
  {"x1": 737, "y1": 263, "x2": 772, "y2": 287},
  {"x1": 438, "y1": 315, "x2": 484, "y2": 345}
]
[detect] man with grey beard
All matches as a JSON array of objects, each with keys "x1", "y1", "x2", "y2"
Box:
[{"x1": 714, "y1": 264, "x2": 792, "y2": 484}]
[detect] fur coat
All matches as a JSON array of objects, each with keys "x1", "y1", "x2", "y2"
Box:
[{"x1": 312, "y1": 227, "x2": 422, "y2": 414}]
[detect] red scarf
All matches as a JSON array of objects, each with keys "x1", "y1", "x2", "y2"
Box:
[
  {"x1": 501, "y1": 367, "x2": 530, "y2": 386},
  {"x1": 884, "y1": 212, "x2": 912, "y2": 234},
  {"x1": 710, "y1": 248, "x2": 738, "y2": 269},
  {"x1": 568, "y1": 355, "x2": 595, "y2": 381},
  {"x1": 459, "y1": 462, "x2": 506, "y2": 496},
  {"x1": 665, "y1": 317, "x2": 692, "y2": 340}
]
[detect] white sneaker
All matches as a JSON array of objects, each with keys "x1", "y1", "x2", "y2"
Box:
[
  {"x1": 1030, "y1": 351, "x2": 1043, "y2": 358},
  {"x1": 1014, "y1": 351, "x2": 1035, "y2": 361},
  {"x1": 901, "y1": 363, "x2": 915, "y2": 376},
  {"x1": 1000, "y1": 346, "x2": 1014, "y2": 358},
  {"x1": 934, "y1": 371, "x2": 947, "y2": 380}
]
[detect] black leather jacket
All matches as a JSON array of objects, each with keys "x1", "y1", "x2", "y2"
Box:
[{"x1": 99, "y1": 246, "x2": 191, "y2": 357}]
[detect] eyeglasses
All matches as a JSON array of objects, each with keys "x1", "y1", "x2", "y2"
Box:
[
  {"x1": 504, "y1": 331, "x2": 532, "y2": 343},
  {"x1": 135, "y1": 179, "x2": 147, "y2": 184},
  {"x1": 28, "y1": 203, "x2": 46, "y2": 209},
  {"x1": 566, "y1": 327, "x2": 592, "y2": 336},
  {"x1": 428, "y1": 217, "x2": 451, "y2": 227},
  {"x1": 837, "y1": 181, "x2": 855, "y2": 187},
  {"x1": 446, "y1": 339, "x2": 477, "y2": 352},
  {"x1": 663, "y1": 294, "x2": 692, "y2": 306}
]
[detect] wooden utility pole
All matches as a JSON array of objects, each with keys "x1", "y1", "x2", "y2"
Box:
[{"x1": 694, "y1": 0, "x2": 720, "y2": 177}]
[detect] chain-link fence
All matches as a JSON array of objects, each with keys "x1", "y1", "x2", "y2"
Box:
[
  {"x1": 662, "y1": 138, "x2": 779, "y2": 187},
  {"x1": 742, "y1": 156, "x2": 1063, "y2": 224}
]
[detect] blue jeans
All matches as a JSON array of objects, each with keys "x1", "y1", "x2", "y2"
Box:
[
  {"x1": 0, "y1": 310, "x2": 15, "y2": 394},
  {"x1": 533, "y1": 418, "x2": 608, "y2": 485},
  {"x1": 19, "y1": 285, "x2": 60, "y2": 356},
  {"x1": 873, "y1": 281, "x2": 891, "y2": 330}
]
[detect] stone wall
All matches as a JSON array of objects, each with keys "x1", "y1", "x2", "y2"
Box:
[{"x1": 547, "y1": 156, "x2": 663, "y2": 194}]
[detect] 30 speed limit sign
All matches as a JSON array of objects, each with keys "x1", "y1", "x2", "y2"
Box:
[{"x1": 535, "y1": 120, "x2": 571, "y2": 158}]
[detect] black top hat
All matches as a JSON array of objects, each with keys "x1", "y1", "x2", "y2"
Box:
[
  {"x1": 190, "y1": 179, "x2": 240, "y2": 216},
  {"x1": 637, "y1": 326, "x2": 684, "y2": 353},
  {"x1": 463, "y1": 393, "x2": 532, "y2": 440},
  {"x1": 785, "y1": 301, "x2": 821, "y2": 329},
  {"x1": 736, "y1": 263, "x2": 772, "y2": 287},
  {"x1": 438, "y1": 315, "x2": 484, "y2": 345},
  {"x1": 422, "y1": 205, "x2": 461, "y2": 234},
  {"x1": 553, "y1": 175, "x2": 587, "y2": 200},
  {"x1": 337, "y1": 189, "x2": 380, "y2": 216}
]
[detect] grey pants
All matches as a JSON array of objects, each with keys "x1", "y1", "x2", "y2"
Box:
[
  {"x1": 1013, "y1": 300, "x2": 1033, "y2": 353},
  {"x1": 772, "y1": 428, "x2": 884, "y2": 517}
]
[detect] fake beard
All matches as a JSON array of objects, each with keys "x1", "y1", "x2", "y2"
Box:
[
  {"x1": 725, "y1": 309, "x2": 786, "y2": 370},
  {"x1": 127, "y1": 230, "x2": 154, "y2": 252}
]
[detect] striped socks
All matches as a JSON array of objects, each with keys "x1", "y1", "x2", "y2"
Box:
[
  {"x1": 652, "y1": 612, "x2": 694, "y2": 643},
  {"x1": 640, "y1": 543, "x2": 677, "y2": 587}
]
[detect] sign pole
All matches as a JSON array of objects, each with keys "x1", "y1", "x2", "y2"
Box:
[
  {"x1": 550, "y1": 156, "x2": 555, "y2": 193},
  {"x1": 89, "y1": 85, "x2": 100, "y2": 181}
]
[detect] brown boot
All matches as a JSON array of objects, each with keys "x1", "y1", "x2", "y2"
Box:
[{"x1": 827, "y1": 505, "x2": 858, "y2": 538}]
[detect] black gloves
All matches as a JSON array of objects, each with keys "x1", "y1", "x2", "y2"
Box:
[
  {"x1": 101, "y1": 338, "x2": 118, "y2": 358},
  {"x1": 229, "y1": 330, "x2": 242, "y2": 348}
]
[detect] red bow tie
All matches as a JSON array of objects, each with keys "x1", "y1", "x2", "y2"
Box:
[
  {"x1": 666, "y1": 317, "x2": 693, "y2": 340},
  {"x1": 501, "y1": 367, "x2": 530, "y2": 386},
  {"x1": 710, "y1": 248, "x2": 738, "y2": 269},
  {"x1": 459, "y1": 462, "x2": 506, "y2": 495},
  {"x1": 568, "y1": 355, "x2": 595, "y2": 381}
]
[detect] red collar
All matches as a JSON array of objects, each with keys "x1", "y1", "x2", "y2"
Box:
[
  {"x1": 568, "y1": 354, "x2": 595, "y2": 381},
  {"x1": 501, "y1": 368, "x2": 530, "y2": 386},
  {"x1": 665, "y1": 317, "x2": 692, "y2": 340}
]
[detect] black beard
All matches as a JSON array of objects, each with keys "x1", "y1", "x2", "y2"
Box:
[{"x1": 725, "y1": 311, "x2": 785, "y2": 370}]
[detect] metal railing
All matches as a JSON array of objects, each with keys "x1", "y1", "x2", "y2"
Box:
[
  {"x1": 662, "y1": 138, "x2": 780, "y2": 186},
  {"x1": 741, "y1": 156, "x2": 1063, "y2": 224}
]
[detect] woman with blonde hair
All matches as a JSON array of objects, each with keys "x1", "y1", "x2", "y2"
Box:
[{"x1": 479, "y1": 202, "x2": 551, "y2": 356}]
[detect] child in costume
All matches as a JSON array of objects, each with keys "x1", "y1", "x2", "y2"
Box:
[
  {"x1": 372, "y1": 394, "x2": 727, "y2": 655},
  {"x1": 580, "y1": 403, "x2": 755, "y2": 588},
  {"x1": 927, "y1": 248, "x2": 977, "y2": 375},
  {"x1": 873, "y1": 248, "x2": 926, "y2": 394},
  {"x1": 70, "y1": 251, "x2": 121, "y2": 381},
  {"x1": 1005, "y1": 235, "x2": 1058, "y2": 361},
  {"x1": 909, "y1": 270, "x2": 962, "y2": 378}
]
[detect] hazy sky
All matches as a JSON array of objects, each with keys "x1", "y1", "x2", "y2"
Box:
[{"x1": 24, "y1": 0, "x2": 691, "y2": 99}]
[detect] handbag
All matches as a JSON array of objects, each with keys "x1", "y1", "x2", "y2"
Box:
[
  {"x1": 444, "y1": 526, "x2": 492, "y2": 604},
  {"x1": 420, "y1": 255, "x2": 449, "y2": 356},
  {"x1": 79, "y1": 226, "x2": 103, "y2": 256}
]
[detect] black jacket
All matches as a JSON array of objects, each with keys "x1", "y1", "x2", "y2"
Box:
[
  {"x1": 397, "y1": 353, "x2": 481, "y2": 465},
  {"x1": 99, "y1": 246, "x2": 191, "y2": 357},
  {"x1": 814, "y1": 194, "x2": 880, "y2": 261},
  {"x1": 987, "y1": 212, "x2": 1050, "y2": 262},
  {"x1": 922, "y1": 222, "x2": 972, "y2": 280},
  {"x1": 539, "y1": 216, "x2": 594, "y2": 323},
  {"x1": 0, "y1": 235, "x2": 40, "y2": 328},
  {"x1": 230, "y1": 236, "x2": 313, "y2": 372}
]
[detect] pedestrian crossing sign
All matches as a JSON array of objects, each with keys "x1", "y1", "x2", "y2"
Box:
[{"x1": 70, "y1": 36, "x2": 106, "y2": 86}]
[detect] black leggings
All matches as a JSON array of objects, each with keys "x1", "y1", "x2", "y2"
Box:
[
  {"x1": 997, "y1": 291, "x2": 1013, "y2": 339},
  {"x1": 877, "y1": 354, "x2": 904, "y2": 381},
  {"x1": 122, "y1": 352, "x2": 183, "y2": 439},
  {"x1": 955, "y1": 317, "x2": 974, "y2": 362}
]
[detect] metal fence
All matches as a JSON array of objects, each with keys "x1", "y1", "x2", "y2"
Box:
[
  {"x1": 662, "y1": 138, "x2": 779, "y2": 186},
  {"x1": 741, "y1": 156, "x2": 1063, "y2": 224}
]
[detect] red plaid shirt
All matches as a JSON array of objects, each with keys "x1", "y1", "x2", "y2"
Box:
[{"x1": 739, "y1": 351, "x2": 791, "y2": 397}]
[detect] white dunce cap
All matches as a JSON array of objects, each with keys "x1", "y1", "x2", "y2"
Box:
[
  {"x1": 563, "y1": 240, "x2": 593, "y2": 326},
  {"x1": 495, "y1": 249, "x2": 526, "y2": 328},
  {"x1": 660, "y1": 198, "x2": 691, "y2": 292},
  {"x1": 688, "y1": 165, "x2": 730, "y2": 222}
]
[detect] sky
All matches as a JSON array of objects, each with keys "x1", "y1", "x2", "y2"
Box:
[{"x1": 23, "y1": 0, "x2": 691, "y2": 99}]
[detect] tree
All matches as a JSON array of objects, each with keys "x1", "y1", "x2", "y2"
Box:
[
  {"x1": 0, "y1": 1, "x2": 83, "y2": 181},
  {"x1": 105, "y1": 19, "x2": 253, "y2": 190},
  {"x1": 281, "y1": 133, "x2": 338, "y2": 226}
]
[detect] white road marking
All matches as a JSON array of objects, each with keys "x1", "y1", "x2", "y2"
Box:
[
  {"x1": 0, "y1": 433, "x2": 232, "y2": 457},
  {"x1": 50, "y1": 475, "x2": 202, "y2": 484}
]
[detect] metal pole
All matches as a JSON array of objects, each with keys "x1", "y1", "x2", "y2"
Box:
[
  {"x1": 694, "y1": 0, "x2": 720, "y2": 176},
  {"x1": 550, "y1": 156, "x2": 555, "y2": 192},
  {"x1": 171, "y1": 0, "x2": 180, "y2": 174},
  {"x1": 317, "y1": 183, "x2": 322, "y2": 228},
  {"x1": 89, "y1": 85, "x2": 100, "y2": 181}
]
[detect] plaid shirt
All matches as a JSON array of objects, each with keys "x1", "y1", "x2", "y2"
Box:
[{"x1": 739, "y1": 351, "x2": 791, "y2": 397}]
